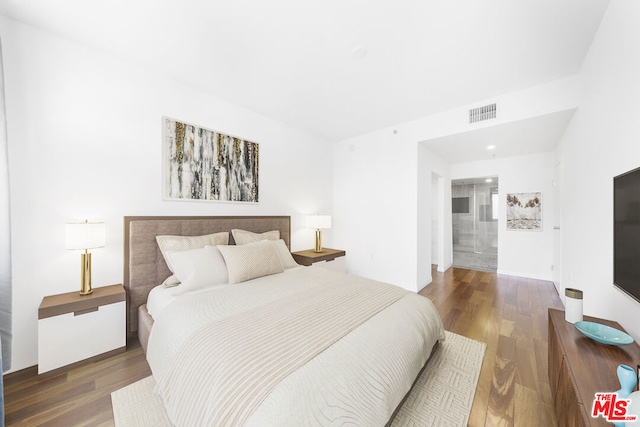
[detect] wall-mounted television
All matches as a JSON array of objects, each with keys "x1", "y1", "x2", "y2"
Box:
[
  {"x1": 613, "y1": 166, "x2": 640, "y2": 303},
  {"x1": 452, "y1": 197, "x2": 469, "y2": 214}
]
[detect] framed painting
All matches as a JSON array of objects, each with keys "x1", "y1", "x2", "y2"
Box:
[
  {"x1": 506, "y1": 192, "x2": 542, "y2": 231},
  {"x1": 163, "y1": 117, "x2": 259, "y2": 203}
]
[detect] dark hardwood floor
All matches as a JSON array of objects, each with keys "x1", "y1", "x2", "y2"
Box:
[
  {"x1": 419, "y1": 266, "x2": 564, "y2": 426},
  {"x1": 3, "y1": 266, "x2": 563, "y2": 426},
  {"x1": 3, "y1": 339, "x2": 150, "y2": 426}
]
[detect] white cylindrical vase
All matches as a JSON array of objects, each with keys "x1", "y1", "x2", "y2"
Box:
[
  {"x1": 565, "y1": 288, "x2": 583, "y2": 324},
  {"x1": 628, "y1": 390, "x2": 640, "y2": 424}
]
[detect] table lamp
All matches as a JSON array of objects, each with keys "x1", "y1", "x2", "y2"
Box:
[
  {"x1": 306, "y1": 214, "x2": 331, "y2": 253},
  {"x1": 65, "y1": 220, "x2": 105, "y2": 295}
]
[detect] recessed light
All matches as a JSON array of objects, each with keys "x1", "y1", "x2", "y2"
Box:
[
  {"x1": 487, "y1": 145, "x2": 496, "y2": 150},
  {"x1": 486, "y1": 178, "x2": 493, "y2": 183},
  {"x1": 352, "y1": 46, "x2": 368, "y2": 59}
]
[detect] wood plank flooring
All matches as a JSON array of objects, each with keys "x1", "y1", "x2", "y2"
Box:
[
  {"x1": 3, "y1": 339, "x2": 150, "y2": 426},
  {"x1": 419, "y1": 266, "x2": 564, "y2": 426},
  {"x1": 3, "y1": 266, "x2": 563, "y2": 426}
]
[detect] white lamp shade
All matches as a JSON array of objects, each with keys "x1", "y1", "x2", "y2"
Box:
[
  {"x1": 306, "y1": 214, "x2": 331, "y2": 229},
  {"x1": 65, "y1": 221, "x2": 106, "y2": 250}
]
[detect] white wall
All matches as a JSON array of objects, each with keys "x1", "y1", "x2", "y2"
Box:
[
  {"x1": 430, "y1": 174, "x2": 439, "y2": 265},
  {"x1": 451, "y1": 152, "x2": 556, "y2": 281},
  {"x1": 1, "y1": 16, "x2": 334, "y2": 372},
  {"x1": 555, "y1": 0, "x2": 640, "y2": 341},
  {"x1": 334, "y1": 76, "x2": 579, "y2": 292},
  {"x1": 418, "y1": 146, "x2": 452, "y2": 286},
  {"x1": 332, "y1": 130, "x2": 419, "y2": 290}
]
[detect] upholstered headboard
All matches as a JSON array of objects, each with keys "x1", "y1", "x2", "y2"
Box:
[{"x1": 123, "y1": 216, "x2": 291, "y2": 336}]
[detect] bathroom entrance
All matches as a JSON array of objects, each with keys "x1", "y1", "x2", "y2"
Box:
[{"x1": 452, "y1": 177, "x2": 499, "y2": 271}]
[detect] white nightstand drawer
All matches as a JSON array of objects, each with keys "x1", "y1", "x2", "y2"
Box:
[{"x1": 38, "y1": 300, "x2": 125, "y2": 374}]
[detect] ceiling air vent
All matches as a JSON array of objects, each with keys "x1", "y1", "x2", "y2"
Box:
[{"x1": 469, "y1": 103, "x2": 497, "y2": 124}]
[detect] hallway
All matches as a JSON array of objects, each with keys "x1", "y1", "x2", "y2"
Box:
[{"x1": 452, "y1": 177, "x2": 499, "y2": 272}]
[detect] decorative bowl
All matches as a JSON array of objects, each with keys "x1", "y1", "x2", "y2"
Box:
[{"x1": 574, "y1": 321, "x2": 634, "y2": 345}]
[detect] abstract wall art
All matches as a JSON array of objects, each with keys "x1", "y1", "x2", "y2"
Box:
[
  {"x1": 163, "y1": 117, "x2": 259, "y2": 203},
  {"x1": 506, "y1": 192, "x2": 542, "y2": 231}
]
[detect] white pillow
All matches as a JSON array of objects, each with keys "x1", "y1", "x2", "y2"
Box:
[
  {"x1": 156, "y1": 232, "x2": 229, "y2": 286},
  {"x1": 272, "y1": 239, "x2": 299, "y2": 269},
  {"x1": 218, "y1": 240, "x2": 284, "y2": 284},
  {"x1": 232, "y1": 229, "x2": 280, "y2": 245},
  {"x1": 164, "y1": 245, "x2": 229, "y2": 295}
]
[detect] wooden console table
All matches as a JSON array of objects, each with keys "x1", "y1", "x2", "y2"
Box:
[{"x1": 548, "y1": 308, "x2": 640, "y2": 426}]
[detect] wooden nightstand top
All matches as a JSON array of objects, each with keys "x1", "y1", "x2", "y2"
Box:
[
  {"x1": 38, "y1": 284, "x2": 125, "y2": 320},
  {"x1": 291, "y1": 248, "x2": 346, "y2": 266}
]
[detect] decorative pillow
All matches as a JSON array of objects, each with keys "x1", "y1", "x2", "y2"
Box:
[
  {"x1": 218, "y1": 240, "x2": 284, "y2": 284},
  {"x1": 160, "y1": 275, "x2": 181, "y2": 288},
  {"x1": 164, "y1": 246, "x2": 228, "y2": 295},
  {"x1": 156, "y1": 232, "x2": 229, "y2": 285},
  {"x1": 231, "y1": 229, "x2": 280, "y2": 245},
  {"x1": 272, "y1": 239, "x2": 299, "y2": 269}
]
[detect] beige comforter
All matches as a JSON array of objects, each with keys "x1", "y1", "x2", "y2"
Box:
[{"x1": 147, "y1": 267, "x2": 445, "y2": 426}]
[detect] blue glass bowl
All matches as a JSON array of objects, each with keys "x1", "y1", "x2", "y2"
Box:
[{"x1": 575, "y1": 321, "x2": 634, "y2": 345}]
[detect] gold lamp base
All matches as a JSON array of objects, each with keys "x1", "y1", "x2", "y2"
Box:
[
  {"x1": 314, "y1": 229, "x2": 323, "y2": 253},
  {"x1": 80, "y1": 251, "x2": 93, "y2": 295}
]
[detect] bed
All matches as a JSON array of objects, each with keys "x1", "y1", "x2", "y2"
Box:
[{"x1": 124, "y1": 215, "x2": 445, "y2": 426}]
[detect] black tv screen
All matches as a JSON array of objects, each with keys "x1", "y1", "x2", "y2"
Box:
[
  {"x1": 452, "y1": 197, "x2": 469, "y2": 214},
  {"x1": 614, "y1": 166, "x2": 640, "y2": 303}
]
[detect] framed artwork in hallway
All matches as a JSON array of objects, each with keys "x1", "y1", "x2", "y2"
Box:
[{"x1": 506, "y1": 192, "x2": 542, "y2": 231}]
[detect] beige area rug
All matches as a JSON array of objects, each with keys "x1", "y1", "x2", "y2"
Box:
[{"x1": 112, "y1": 331, "x2": 485, "y2": 426}]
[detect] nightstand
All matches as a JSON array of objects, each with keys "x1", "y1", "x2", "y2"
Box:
[
  {"x1": 292, "y1": 248, "x2": 346, "y2": 273},
  {"x1": 38, "y1": 284, "x2": 126, "y2": 374}
]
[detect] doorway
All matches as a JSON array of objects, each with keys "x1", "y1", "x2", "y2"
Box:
[{"x1": 452, "y1": 177, "x2": 499, "y2": 271}]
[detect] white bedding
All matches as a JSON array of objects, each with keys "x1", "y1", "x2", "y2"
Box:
[
  {"x1": 146, "y1": 282, "x2": 232, "y2": 319},
  {"x1": 146, "y1": 267, "x2": 445, "y2": 426},
  {"x1": 147, "y1": 265, "x2": 304, "y2": 320}
]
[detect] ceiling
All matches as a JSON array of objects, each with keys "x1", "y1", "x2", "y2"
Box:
[
  {"x1": 424, "y1": 109, "x2": 577, "y2": 164},
  {"x1": 0, "y1": 0, "x2": 608, "y2": 148}
]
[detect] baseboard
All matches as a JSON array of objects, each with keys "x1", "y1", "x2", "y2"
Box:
[
  {"x1": 496, "y1": 269, "x2": 554, "y2": 282},
  {"x1": 417, "y1": 277, "x2": 431, "y2": 293}
]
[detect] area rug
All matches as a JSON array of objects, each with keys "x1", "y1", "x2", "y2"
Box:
[{"x1": 112, "y1": 331, "x2": 485, "y2": 426}]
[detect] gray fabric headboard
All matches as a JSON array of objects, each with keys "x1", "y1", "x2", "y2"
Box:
[{"x1": 123, "y1": 216, "x2": 291, "y2": 336}]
